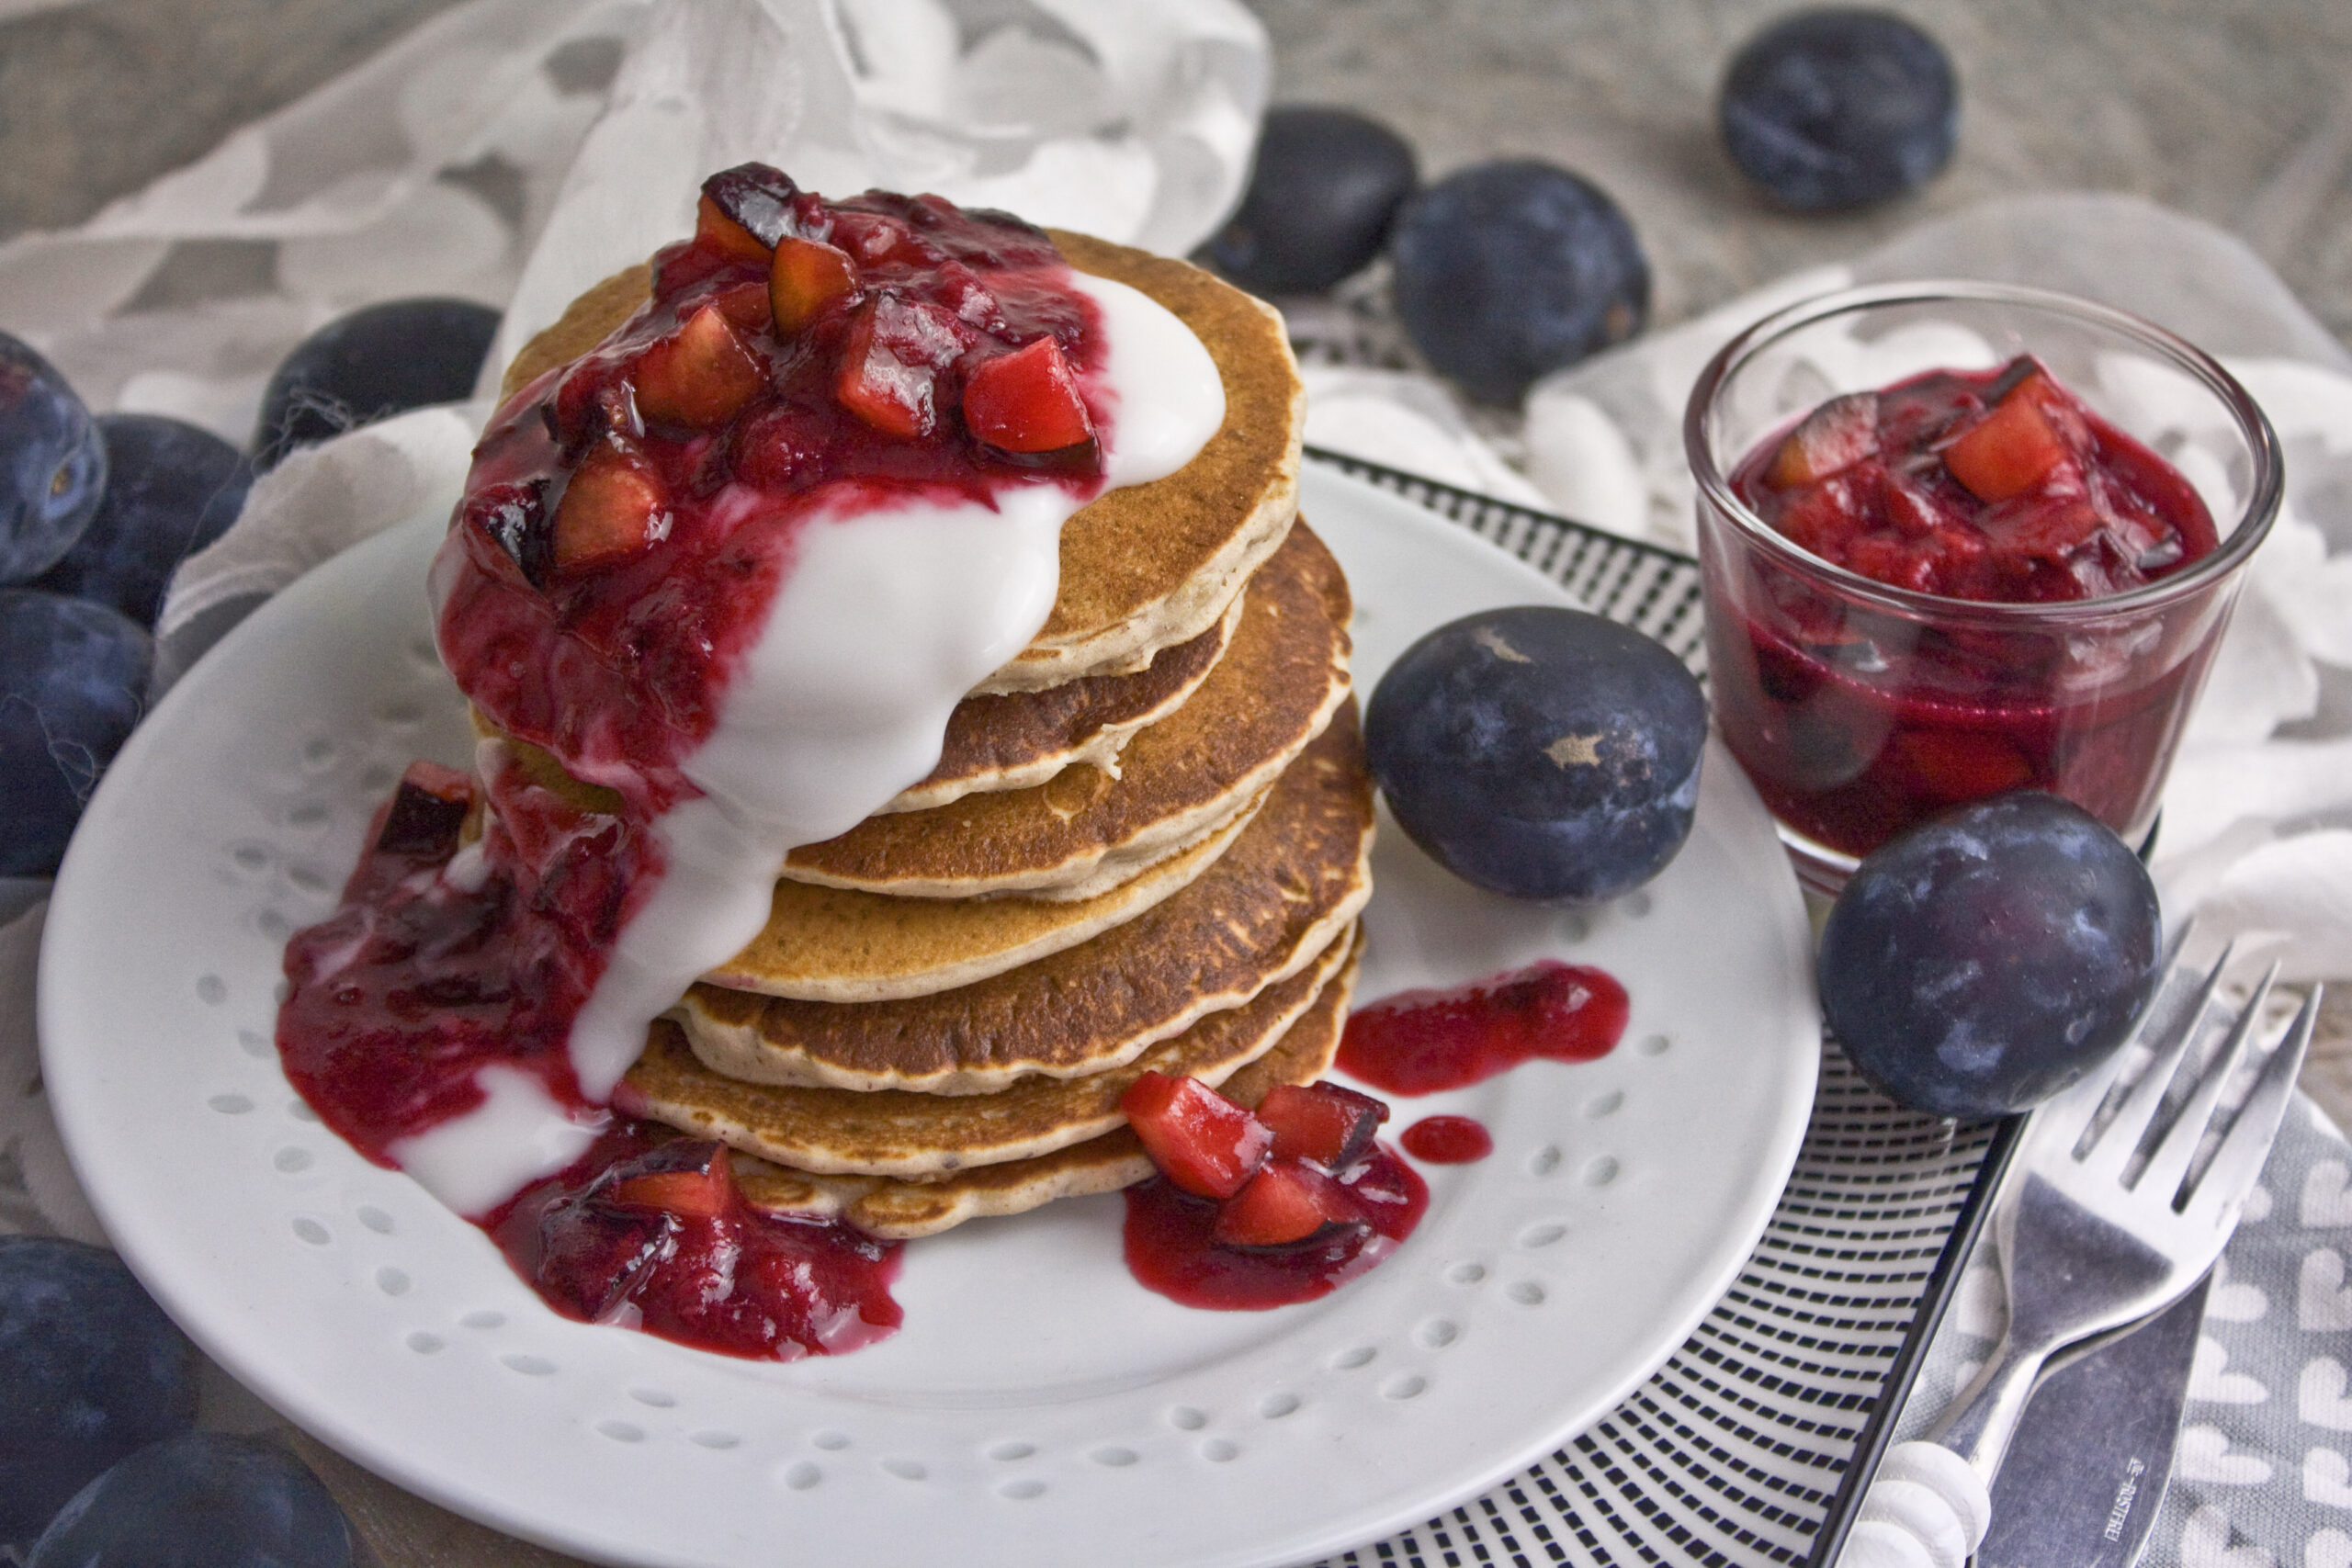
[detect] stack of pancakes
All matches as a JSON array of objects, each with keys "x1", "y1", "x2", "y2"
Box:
[{"x1": 489, "y1": 231, "x2": 1374, "y2": 1238}]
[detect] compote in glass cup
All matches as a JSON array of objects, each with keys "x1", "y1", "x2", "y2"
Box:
[{"x1": 1685, "y1": 282, "x2": 2283, "y2": 895}]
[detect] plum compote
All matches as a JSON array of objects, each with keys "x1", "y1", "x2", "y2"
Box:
[
  {"x1": 1119, "y1": 1073, "x2": 1428, "y2": 1311},
  {"x1": 281, "y1": 761, "x2": 905, "y2": 1360},
  {"x1": 278, "y1": 164, "x2": 1124, "y2": 1361},
  {"x1": 438, "y1": 162, "x2": 1108, "y2": 807},
  {"x1": 1709, "y1": 355, "x2": 2227, "y2": 860}
]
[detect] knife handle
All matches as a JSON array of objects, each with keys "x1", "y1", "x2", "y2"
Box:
[{"x1": 1836, "y1": 1440, "x2": 1990, "y2": 1568}]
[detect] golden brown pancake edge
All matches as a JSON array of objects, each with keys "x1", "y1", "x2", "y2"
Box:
[
  {"x1": 627, "y1": 918, "x2": 1353, "y2": 1178},
  {"x1": 725, "y1": 931, "x2": 1361, "y2": 1239},
  {"x1": 676, "y1": 705, "x2": 1374, "y2": 1094}
]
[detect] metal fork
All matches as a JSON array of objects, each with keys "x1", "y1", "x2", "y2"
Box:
[
  {"x1": 1933, "y1": 949, "x2": 2319, "y2": 1473},
  {"x1": 1840, "y1": 947, "x2": 2323, "y2": 1566}
]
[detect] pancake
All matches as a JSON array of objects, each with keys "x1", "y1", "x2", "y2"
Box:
[
  {"x1": 726, "y1": 933, "x2": 1358, "y2": 1239},
  {"x1": 678, "y1": 706, "x2": 1375, "y2": 1094},
  {"x1": 877, "y1": 583, "x2": 1242, "y2": 815},
  {"x1": 628, "y1": 917, "x2": 1352, "y2": 1178},
  {"x1": 779, "y1": 522, "x2": 1351, "y2": 900},
  {"x1": 499, "y1": 229, "x2": 1304, "y2": 692},
  {"x1": 707, "y1": 784, "x2": 1266, "y2": 1002}
]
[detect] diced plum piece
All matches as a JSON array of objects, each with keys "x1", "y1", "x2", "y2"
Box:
[
  {"x1": 608, "y1": 1141, "x2": 735, "y2": 1220},
  {"x1": 464, "y1": 478, "x2": 547, "y2": 580},
  {"x1": 701, "y1": 164, "x2": 802, "y2": 249},
  {"x1": 1944, "y1": 375, "x2": 2073, "y2": 502},
  {"x1": 1121, "y1": 1071, "x2": 1273, "y2": 1200},
  {"x1": 830, "y1": 209, "x2": 924, "y2": 265},
  {"x1": 1255, "y1": 1081, "x2": 1388, "y2": 1170},
  {"x1": 734, "y1": 402, "x2": 831, "y2": 491},
  {"x1": 1845, "y1": 533, "x2": 1939, "y2": 594},
  {"x1": 869, "y1": 293, "x2": 976, "y2": 368},
  {"x1": 1871, "y1": 467, "x2": 1947, "y2": 539},
  {"x1": 376, "y1": 761, "x2": 476, "y2": 858},
  {"x1": 963, "y1": 336, "x2": 1096, "y2": 455},
  {"x1": 1892, "y1": 728, "x2": 2036, "y2": 803},
  {"x1": 537, "y1": 1201, "x2": 673, "y2": 1321},
  {"x1": 835, "y1": 304, "x2": 936, "y2": 440},
  {"x1": 548, "y1": 355, "x2": 640, "y2": 458},
  {"x1": 770, "y1": 236, "x2": 860, "y2": 334},
  {"x1": 1773, "y1": 472, "x2": 1868, "y2": 559},
  {"x1": 707, "y1": 280, "x2": 774, "y2": 334},
  {"x1": 1766, "y1": 391, "x2": 1880, "y2": 487},
  {"x1": 1212, "y1": 1158, "x2": 1363, "y2": 1249},
  {"x1": 634, "y1": 306, "x2": 765, "y2": 429},
  {"x1": 695, "y1": 193, "x2": 774, "y2": 267},
  {"x1": 551, "y1": 447, "x2": 670, "y2": 575},
  {"x1": 936, "y1": 259, "x2": 1003, "y2": 329}
]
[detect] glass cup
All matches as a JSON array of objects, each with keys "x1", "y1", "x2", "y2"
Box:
[{"x1": 1685, "y1": 281, "x2": 2284, "y2": 897}]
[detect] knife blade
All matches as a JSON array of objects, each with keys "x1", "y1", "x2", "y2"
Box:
[{"x1": 1975, "y1": 1270, "x2": 2211, "y2": 1568}]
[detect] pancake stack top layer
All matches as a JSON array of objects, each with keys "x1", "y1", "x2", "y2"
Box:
[{"x1": 497, "y1": 224, "x2": 1373, "y2": 1239}]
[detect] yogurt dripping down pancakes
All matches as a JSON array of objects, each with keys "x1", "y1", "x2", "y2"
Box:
[{"x1": 483, "y1": 228, "x2": 1372, "y2": 1239}]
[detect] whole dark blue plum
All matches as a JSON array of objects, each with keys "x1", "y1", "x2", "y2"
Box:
[
  {"x1": 34, "y1": 415, "x2": 251, "y2": 627},
  {"x1": 1819, "y1": 793, "x2": 2162, "y2": 1118},
  {"x1": 253, "y1": 298, "x2": 501, "y2": 469},
  {"x1": 1367, "y1": 606, "x2": 1706, "y2": 902},
  {"x1": 27, "y1": 1433, "x2": 351, "y2": 1568},
  {"x1": 0, "y1": 1238, "x2": 198, "y2": 1546},
  {"x1": 1718, "y1": 8, "x2": 1958, "y2": 211},
  {"x1": 1205, "y1": 107, "x2": 1418, "y2": 295},
  {"x1": 1387, "y1": 160, "x2": 1649, "y2": 404},
  {"x1": 0, "y1": 589, "x2": 152, "y2": 876},
  {"x1": 0, "y1": 333, "x2": 106, "y2": 583}
]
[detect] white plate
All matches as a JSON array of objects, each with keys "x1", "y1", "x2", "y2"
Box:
[{"x1": 41, "y1": 465, "x2": 1818, "y2": 1568}]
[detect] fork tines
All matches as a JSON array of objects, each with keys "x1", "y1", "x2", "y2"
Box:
[{"x1": 2073, "y1": 943, "x2": 2323, "y2": 1223}]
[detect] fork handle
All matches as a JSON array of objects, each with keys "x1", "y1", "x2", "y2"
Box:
[
  {"x1": 1833, "y1": 1336, "x2": 2053, "y2": 1566},
  {"x1": 1928, "y1": 1328, "x2": 2058, "y2": 1477}
]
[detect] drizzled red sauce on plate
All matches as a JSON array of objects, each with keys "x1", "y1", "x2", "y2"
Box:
[
  {"x1": 1399, "y1": 1115, "x2": 1493, "y2": 1164},
  {"x1": 1337, "y1": 960, "x2": 1630, "y2": 1096},
  {"x1": 1122, "y1": 1148, "x2": 1429, "y2": 1313},
  {"x1": 490, "y1": 1126, "x2": 902, "y2": 1359},
  {"x1": 1120, "y1": 959, "x2": 1627, "y2": 1312}
]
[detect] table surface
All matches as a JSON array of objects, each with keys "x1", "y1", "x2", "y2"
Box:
[{"x1": 2, "y1": 4, "x2": 2349, "y2": 1553}]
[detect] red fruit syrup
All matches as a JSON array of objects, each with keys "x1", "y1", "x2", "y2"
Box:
[
  {"x1": 1399, "y1": 1115, "x2": 1493, "y2": 1164},
  {"x1": 1337, "y1": 961, "x2": 1629, "y2": 1096},
  {"x1": 276, "y1": 164, "x2": 1116, "y2": 1360},
  {"x1": 1120, "y1": 960, "x2": 1628, "y2": 1312},
  {"x1": 1122, "y1": 1148, "x2": 1428, "y2": 1313},
  {"x1": 1711, "y1": 356, "x2": 2222, "y2": 859},
  {"x1": 281, "y1": 762, "x2": 906, "y2": 1360}
]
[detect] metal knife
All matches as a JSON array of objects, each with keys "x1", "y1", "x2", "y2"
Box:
[{"x1": 1976, "y1": 1271, "x2": 2212, "y2": 1568}]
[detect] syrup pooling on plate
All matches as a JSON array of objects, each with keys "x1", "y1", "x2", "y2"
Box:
[
  {"x1": 1399, "y1": 1114, "x2": 1492, "y2": 1163},
  {"x1": 1123, "y1": 1147, "x2": 1429, "y2": 1313},
  {"x1": 1116, "y1": 964, "x2": 1620, "y2": 1309},
  {"x1": 277, "y1": 165, "x2": 1221, "y2": 1358},
  {"x1": 1337, "y1": 960, "x2": 1630, "y2": 1096}
]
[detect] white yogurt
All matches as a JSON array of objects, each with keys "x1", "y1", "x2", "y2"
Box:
[{"x1": 400, "y1": 274, "x2": 1225, "y2": 1216}]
